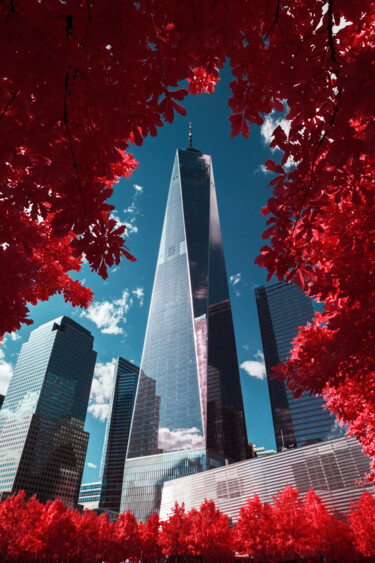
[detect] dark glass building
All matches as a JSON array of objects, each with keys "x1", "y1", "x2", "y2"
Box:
[
  {"x1": 121, "y1": 139, "x2": 248, "y2": 521},
  {"x1": 255, "y1": 281, "x2": 345, "y2": 451},
  {"x1": 99, "y1": 357, "x2": 139, "y2": 513},
  {"x1": 0, "y1": 395, "x2": 4, "y2": 409},
  {"x1": 0, "y1": 316, "x2": 96, "y2": 506}
]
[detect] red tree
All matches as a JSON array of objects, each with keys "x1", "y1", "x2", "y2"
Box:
[
  {"x1": 187, "y1": 499, "x2": 234, "y2": 561},
  {"x1": 0, "y1": 491, "x2": 44, "y2": 561},
  {"x1": 235, "y1": 494, "x2": 276, "y2": 561},
  {"x1": 139, "y1": 512, "x2": 162, "y2": 562},
  {"x1": 158, "y1": 502, "x2": 191, "y2": 562},
  {"x1": 69, "y1": 508, "x2": 98, "y2": 562},
  {"x1": 35, "y1": 499, "x2": 76, "y2": 561},
  {"x1": 271, "y1": 486, "x2": 311, "y2": 559},
  {"x1": 114, "y1": 509, "x2": 141, "y2": 561},
  {"x1": 304, "y1": 489, "x2": 356, "y2": 560},
  {"x1": 348, "y1": 490, "x2": 375, "y2": 558}
]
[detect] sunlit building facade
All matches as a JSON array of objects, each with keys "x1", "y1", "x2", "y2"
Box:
[
  {"x1": 160, "y1": 436, "x2": 373, "y2": 523},
  {"x1": 99, "y1": 357, "x2": 139, "y2": 513},
  {"x1": 255, "y1": 282, "x2": 345, "y2": 451},
  {"x1": 79, "y1": 481, "x2": 102, "y2": 510},
  {"x1": 0, "y1": 316, "x2": 96, "y2": 506},
  {"x1": 121, "y1": 139, "x2": 248, "y2": 521}
]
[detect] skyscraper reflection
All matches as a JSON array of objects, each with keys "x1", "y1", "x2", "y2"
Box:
[{"x1": 121, "y1": 136, "x2": 248, "y2": 521}]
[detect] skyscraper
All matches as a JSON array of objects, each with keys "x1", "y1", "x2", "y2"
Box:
[
  {"x1": 121, "y1": 135, "x2": 248, "y2": 521},
  {"x1": 0, "y1": 316, "x2": 96, "y2": 506},
  {"x1": 99, "y1": 357, "x2": 139, "y2": 513},
  {"x1": 255, "y1": 281, "x2": 345, "y2": 451}
]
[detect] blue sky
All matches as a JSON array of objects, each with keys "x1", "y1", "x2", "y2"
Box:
[{"x1": 0, "y1": 65, "x2": 290, "y2": 483}]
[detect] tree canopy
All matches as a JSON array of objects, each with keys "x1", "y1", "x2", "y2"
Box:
[{"x1": 0, "y1": 488, "x2": 374, "y2": 561}]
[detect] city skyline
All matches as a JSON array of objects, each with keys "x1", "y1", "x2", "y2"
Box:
[{"x1": 0, "y1": 65, "x2": 311, "y2": 484}]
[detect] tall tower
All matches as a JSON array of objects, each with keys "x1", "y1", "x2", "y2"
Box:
[
  {"x1": 121, "y1": 139, "x2": 248, "y2": 521},
  {"x1": 0, "y1": 316, "x2": 96, "y2": 506},
  {"x1": 99, "y1": 357, "x2": 139, "y2": 513},
  {"x1": 255, "y1": 281, "x2": 345, "y2": 451}
]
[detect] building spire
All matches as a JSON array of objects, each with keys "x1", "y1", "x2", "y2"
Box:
[{"x1": 188, "y1": 121, "x2": 193, "y2": 149}]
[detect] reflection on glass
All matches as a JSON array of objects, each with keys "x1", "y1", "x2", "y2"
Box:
[
  {"x1": 256, "y1": 282, "x2": 346, "y2": 451},
  {"x1": 122, "y1": 147, "x2": 248, "y2": 520},
  {"x1": 0, "y1": 317, "x2": 96, "y2": 506}
]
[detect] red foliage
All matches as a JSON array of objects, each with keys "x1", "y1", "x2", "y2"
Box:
[
  {"x1": 2, "y1": 488, "x2": 375, "y2": 561},
  {"x1": 2, "y1": 0, "x2": 375, "y2": 477},
  {"x1": 158, "y1": 502, "x2": 191, "y2": 560},
  {"x1": 235, "y1": 494, "x2": 276, "y2": 560},
  {"x1": 139, "y1": 512, "x2": 162, "y2": 562},
  {"x1": 348, "y1": 490, "x2": 375, "y2": 557},
  {"x1": 187, "y1": 499, "x2": 233, "y2": 561},
  {"x1": 114, "y1": 509, "x2": 141, "y2": 561}
]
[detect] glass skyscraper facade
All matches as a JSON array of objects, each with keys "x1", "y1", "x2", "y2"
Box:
[
  {"x1": 0, "y1": 316, "x2": 96, "y2": 506},
  {"x1": 99, "y1": 357, "x2": 139, "y2": 513},
  {"x1": 121, "y1": 143, "x2": 248, "y2": 521},
  {"x1": 255, "y1": 281, "x2": 345, "y2": 451}
]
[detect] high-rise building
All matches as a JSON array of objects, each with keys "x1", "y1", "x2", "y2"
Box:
[
  {"x1": 255, "y1": 281, "x2": 345, "y2": 451},
  {"x1": 121, "y1": 135, "x2": 248, "y2": 521},
  {"x1": 79, "y1": 481, "x2": 102, "y2": 510},
  {"x1": 99, "y1": 357, "x2": 139, "y2": 513},
  {"x1": 0, "y1": 316, "x2": 96, "y2": 506}
]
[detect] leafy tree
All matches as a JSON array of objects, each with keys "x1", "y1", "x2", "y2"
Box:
[
  {"x1": 348, "y1": 490, "x2": 375, "y2": 558},
  {"x1": 114, "y1": 509, "x2": 141, "y2": 561},
  {"x1": 35, "y1": 499, "x2": 76, "y2": 561},
  {"x1": 68, "y1": 508, "x2": 98, "y2": 562},
  {"x1": 271, "y1": 486, "x2": 311, "y2": 559},
  {"x1": 139, "y1": 512, "x2": 162, "y2": 562},
  {"x1": 304, "y1": 489, "x2": 356, "y2": 560},
  {"x1": 0, "y1": 491, "x2": 44, "y2": 561},
  {"x1": 158, "y1": 502, "x2": 191, "y2": 562},
  {"x1": 235, "y1": 494, "x2": 276, "y2": 561},
  {"x1": 187, "y1": 499, "x2": 234, "y2": 561}
]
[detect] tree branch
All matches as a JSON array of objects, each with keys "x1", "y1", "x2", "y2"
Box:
[
  {"x1": 63, "y1": 71, "x2": 83, "y2": 196},
  {"x1": 0, "y1": 89, "x2": 19, "y2": 121}
]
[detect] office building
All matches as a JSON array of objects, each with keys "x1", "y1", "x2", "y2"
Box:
[
  {"x1": 255, "y1": 281, "x2": 345, "y2": 451},
  {"x1": 160, "y1": 436, "x2": 373, "y2": 522},
  {"x1": 121, "y1": 133, "x2": 248, "y2": 521},
  {"x1": 0, "y1": 316, "x2": 96, "y2": 507},
  {"x1": 79, "y1": 481, "x2": 102, "y2": 510},
  {"x1": 99, "y1": 357, "x2": 139, "y2": 513}
]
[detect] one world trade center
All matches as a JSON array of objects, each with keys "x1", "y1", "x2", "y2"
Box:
[{"x1": 121, "y1": 130, "x2": 249, "y2": 520}]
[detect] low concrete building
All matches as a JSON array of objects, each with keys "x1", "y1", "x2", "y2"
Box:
[{"x1": 160, "y1": 436, "x2": 373, "y2": 522}]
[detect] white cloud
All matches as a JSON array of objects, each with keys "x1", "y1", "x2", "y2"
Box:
[
  {"x1": 240, "y1": 350, "x2": 267, "y2": 380},
  {"x1": 132, "y1": 287, "x2": 144, "y2": 306},
  {"x1": 229, "y1": 273, "x2": 241, "y2": 286},
  {"x1": 260, "y1": 110, "x2": 291, "y2": 147},
  {"x1": 229, "y1": 273, "x2": 242, "y2": 297},
  {"x1": 87, "y1": 462, "x2": 97, "y2": 469},
  {"x1": 5, "y1": 332, "x2": 21, "y2": 342},
  {"x1": 88, "y1": 358, "x2": 116, "y2": 422},
  {"x1": 0, "y1": 347, "x2": 13, "y2": 395},
  {"x1": 124, "y1": 217, "x2": 138, "y2": 236},
  {"x1": 158, "y1": 427, "x2": 205, "y2": 451},
  {"x1": 81, "y1": 290, "x2": 132, "y2": 335},
  {"x1": 109, "y1": 183, "x2": 143, "y2": 238},
  {"x1": 88, "y1": 403, "x2": 110, "y2": 421}
]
